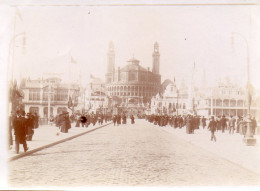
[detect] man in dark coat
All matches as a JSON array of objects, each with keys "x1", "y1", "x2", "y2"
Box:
[
  {"x1": 122, "y1": 114, "x2": 127, "y2": 124},
  {"x1": 208, "y1": 116, "x2": 217, "y2": 142},
  {"x1": 117, "y1": 114, "x2": 121, "y2": 126},
  {"x1": 131, "y1": 115, "x2": 135, "y2": 124},
  {"x1": 252, "y1": 117, "x2": 257, "y2": 135},
  {"x1": 113, "y1": 115, "x2": 117, "y2": 126},
  {"x1": 202, "y1": 116, "x2": 206, "y2": 129},
  {"x1": 185, "y1": 115, "x2": 192, "y2": 134},
  {"x1": 60, "y1": 112, "x2": 70, "y2": 133},
  {"x1": 26, "y1": 113, "x2": 34, "y2": 141},
  {"x1": 236, "y1": 116, "x2": 242, "y2": 133},
  {"x1": 220, "y1": 115, "x2": 227, "y2": 133},
  {"x1": 34, "y1": 113, "x2": 39, "y2": 129},
  {"x1": 13, "y1": 110, "x2": 29, "y2": 154}
]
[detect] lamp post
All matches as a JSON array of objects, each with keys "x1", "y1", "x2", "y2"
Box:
[
  {"x1": 7, "y1": 32, "x2": 26, "y2": 116},
  {"x1": 8, "y1": 32, "x2": 26, "y2": 82},
  {"x1": 232, "y1": 32, "x2": 256, "y2": 146},
  {"x1": 47, "y1": 81, "x2": 54, "y2": 125}
]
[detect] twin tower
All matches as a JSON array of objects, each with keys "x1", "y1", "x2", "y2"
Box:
[{"x1": 105, "y1": 41, "x2": 160, "y2": 83}]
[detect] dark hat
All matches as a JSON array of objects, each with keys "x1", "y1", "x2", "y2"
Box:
[{"x1": 21, "y1": 110, "x2": 25, "y2": 116}]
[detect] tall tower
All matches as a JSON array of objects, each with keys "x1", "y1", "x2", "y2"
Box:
[
  {"x1": 152, "y1": 42, "x2": 160, "y2": 74},
  {"x1": 106, "y1": 41, "x2": 115, "y2": 83}
]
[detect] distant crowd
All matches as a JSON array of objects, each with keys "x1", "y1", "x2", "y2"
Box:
[
  {"x1": 9, "y1": 109, "x2": 258, "y2": 154},
  {"x1": 145, "y1": 114, "x2": 258, "y2": 141}
]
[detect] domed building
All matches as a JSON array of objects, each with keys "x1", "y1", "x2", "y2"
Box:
[{"x1": 105, "y1": 42, "x2": 161, "y2": 115}]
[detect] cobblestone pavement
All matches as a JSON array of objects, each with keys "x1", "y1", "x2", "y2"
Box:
[{"x1": 8, "y1": 120, "x2": 260, "y2": 188}]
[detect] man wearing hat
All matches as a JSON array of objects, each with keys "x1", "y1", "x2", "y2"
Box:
[
  {"x1": 26, "y1": 112, "x2": 34, "y2": 141},
  {"x1": 220, "y1": 115, "x2": 227, "y2": 133},
  {"x1": 208, "y1": 116, "x2": 217, "y2": 142},
  {"x1": 13, "y1": 110, "x2": 29, "y2": 154},
  {"x1": 228, "y1": 115, "x2": 236, "y2": 134}
]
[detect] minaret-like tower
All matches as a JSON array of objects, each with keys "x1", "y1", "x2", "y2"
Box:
[
  {"x1": 152, "y1": 42, "x2": 160, "y2": 74},
  {"x1": 106, "y1": 41, "x2": 115, "y2": 83}
]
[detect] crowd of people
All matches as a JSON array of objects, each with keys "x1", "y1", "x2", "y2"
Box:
[
  {"x1": 112, "y1": 114, "x2": 135, "y2": 126},
  {"x1": 145, "y1": 114, "x2": 258, "y2": 142},
  {"x1": 73, "y1": 113, "x2": 112, "y2": 127},
  {"x1": 9, "y1": 108, "x2": 258, "y2": 154},
  {"x1": 146, "y1": 114, "x2": 203, "y2": 134}
]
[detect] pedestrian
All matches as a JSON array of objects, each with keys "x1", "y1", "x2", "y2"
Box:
[
  {"x1": 191, "y1": 116, "x2": 195, "y2": 134},
  {"x1": 185, "y1": 115, "x2": 192, "y2": 134},
  {"x1": 117, "y1": 114, "x2": 121, "y2": 126},
  {"x1": 202, "y1": 116, "x2": 206, "y2": 129},
  {"x1": 34, "y1": 113, "x2": 39, "y2": 129},
  {"x1": 123, "y1": 114, "x2": 127, "y2": 124},
  {"x1": 252, "y1": 116, "x2": 257, "y2": 135},
  {"x1": 228, "y1": 115, "x2": 236, "y2": 134},
  {"x1": 131, "y1": 115, "x2": 135, "y2": 124},
  {"x1": 216, "y1": 116, "x2": 221, "y2": 131},
  {"x1": 13, "y1": 110, "x2": 29, "y2": 154},
  {"x1": 113, "y1": 115, "x2": 117, "y2": 126},
  {"x1": 208, "y1": 116, "x2": 217, "y2": 142},
  {"x1": 220, "y1": 115, "x2": 227, "y2": 133},
  {"x1": 26, "y1": 113, "x2": 34, "y2": 141},
  {"x1": 60, "y1": 112, "x2": 70, "y2": 133},
  {"x1": 66, "y1": 113, "x2": 71, "y2": 130},
  {"x1": 238, "y1": 117, "x2": 247, "y2": 137},
  {"x1": 236, "y1": 116, "x2": 242, "y2": 133}
]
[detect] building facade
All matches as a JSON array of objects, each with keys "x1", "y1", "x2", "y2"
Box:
[
  {"x1": 105, "y1": 42, "x2": 161, "y2": 115},
  {"x1": 196, "y1": 80, "x2": 260, "y2": 120},
  {"x1": 21, "y1": 77, "x2": 80, "y2": 118},
  {"x1": 151, "y1": 80, "x2": 189, "y2": 115},
  {"x1": 84, "y1": 76, "x2": 110, "y2": 114}
]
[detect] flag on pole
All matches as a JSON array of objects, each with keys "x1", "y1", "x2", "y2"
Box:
[{"x1": 70, "y1": 56, "x2": 77, "y2": 64}]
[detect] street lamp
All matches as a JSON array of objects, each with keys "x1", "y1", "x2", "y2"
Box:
[
  {"x1": 7, "y1": 32, "x2": 26, "y2": 115},
  {"x1": 8, "y1": 32, "x2": 26, "y2": 83},
  {"x1": 232, "y1": 32, "x2": 256, "y2": 146}
]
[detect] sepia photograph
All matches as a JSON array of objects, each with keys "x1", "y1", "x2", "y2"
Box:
[{"x1": 0, "y1": 0, "x2": 260, "y2": 189}]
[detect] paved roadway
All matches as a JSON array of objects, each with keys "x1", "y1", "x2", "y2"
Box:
[{"x1": 8, "y1": 120, "x2": 260, "y2": 187}]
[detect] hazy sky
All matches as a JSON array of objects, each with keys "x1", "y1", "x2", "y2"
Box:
[{"x1": 4, "y1": 4, "x2": 260, "y2": 89}]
